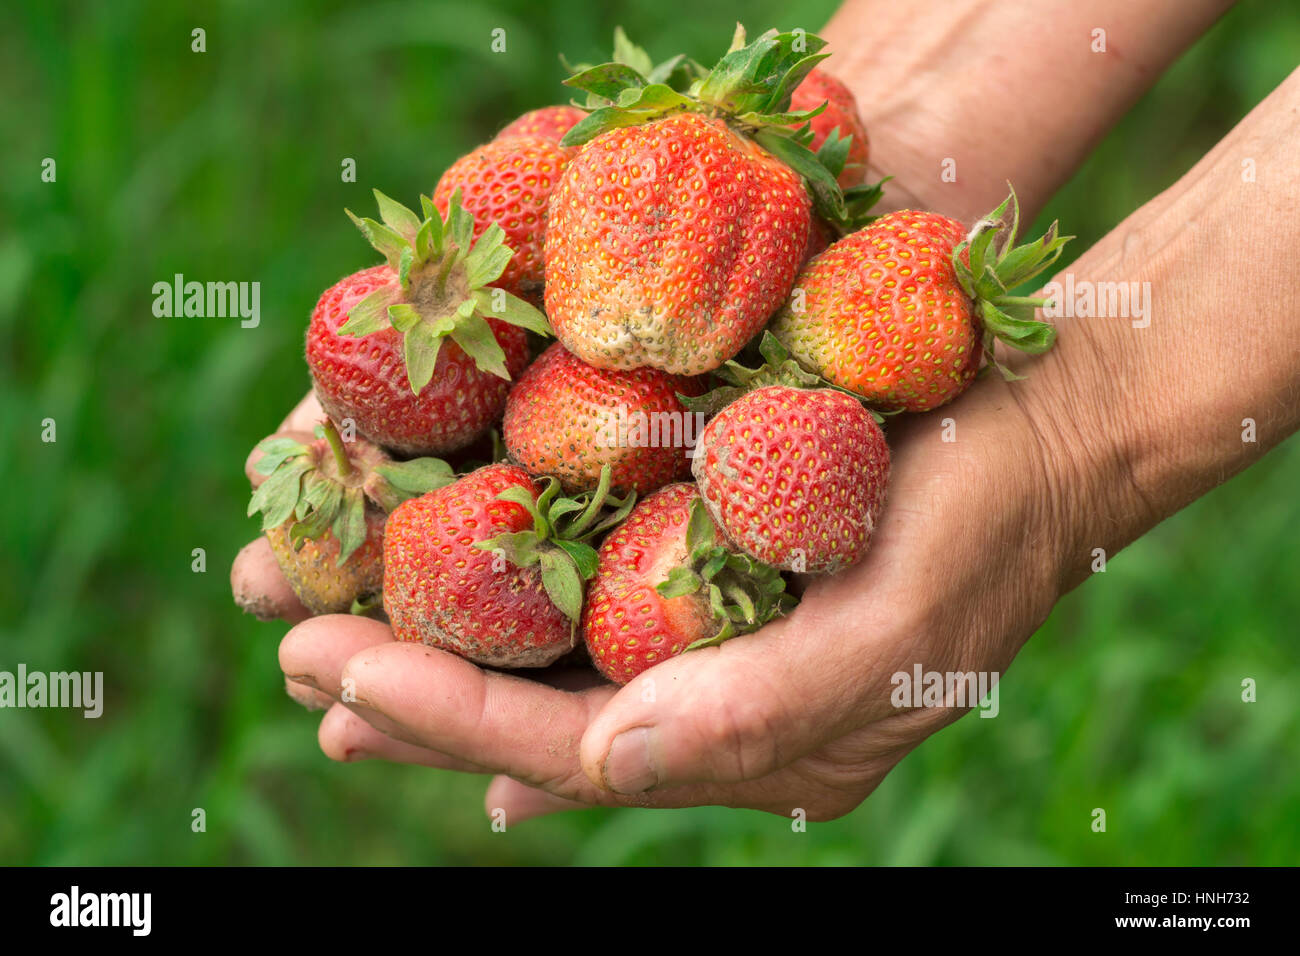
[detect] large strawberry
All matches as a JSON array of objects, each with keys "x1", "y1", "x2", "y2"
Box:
[
  {"x1": 583, "y1": 483, "x2": 792, "y2": 685},
  {"x1": 306, "y1": 190, "x2": 550, "y2": 456},
  {"x1": 384, "y1": 462, "x2": 633, "y2": 668},
  {"x1": 545, "y1": 27, "x2": 849, "y2": 375},
  {"x1": 691, "y1": 374, "x2": 890, "y2": 574},
  {"x1": 433, "y1": 136, "x2": 572, "y2": 303},
  {"x1": 789, "y1": 67, "x2": 869, "y2": 188},
  {"x1": 770, "y1": 190, "x2": 1071, "y2": 412},
  {"x1": 496, "y1": 105, "x2": 586, "y2": 144},
  {"x1": 247, "y1": 419, "x2": 453, "y2": 614},
  {"x1": 502, "y1": 342, "x2": 707, "y2": 496}
]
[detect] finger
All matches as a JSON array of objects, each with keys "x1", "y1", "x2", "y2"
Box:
[
  {"x1": 280, "y1": 390, "x2": 325, "y2": 433},
  {"x1": 231, "y1": 538, "x2": 311, "y2": 623},
  {"x1": 578, "y1": 583, "x2": 907, "y2": 795},
  {"x1": 285, "y1": 677, "x2": 333, "y2": 711},
  {"x1": 484, "y1": 776, "x2": 588, "y2": 824},
  {"x1": 341, "y1": 641, "x2": 620, "y2": 801},
  {"x1": 245, "y1": 428, "x2": 317, "y2": 487},
  {"x1": 338, "y1": 639, "x2": 854, "y2": 813},
  {"x1": 278, "y1": 613, "x2": 395, "y2": 695},
  {"x1": 317, "y1": 703, "x2": 483, "y2": 771}
]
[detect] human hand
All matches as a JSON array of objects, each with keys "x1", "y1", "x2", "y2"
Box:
[
  {"x1": 234, "y1": 6, "x2": 1300, "y2": 822},
  {"x1": 272, "y1": 377, "x2": 1073, "y2": 820}
]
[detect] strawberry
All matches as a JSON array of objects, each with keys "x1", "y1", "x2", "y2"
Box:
[
  {"x1": 247, "y1": 419, "x2": 453, "y2": 614},
  {"x1": 496, "y1": 105, "x2": 586, "y2": 144},
  {"x1": 306, "y1": 190, "x2": 551, "y2": 456},
  {"x1": 583, "y1": 483, "x2": 793, "y2": 685},
  {"x1": 770, "y1": 190, "x2": 1072, "y2": 412},
  {"x1": 789, "y1": 67, "x2": 870, "y2": 188},
  {"x1": 545, "y1": 28, "x2": 850, "y2": 375},
  {"x1": 691, "y1": 370, "x2": 890, "y2": 573},
  {"x1": 502, "y1": 342, "x2": 707, "y2": 496},
  {"x1": 383, "y1": 462, "x2": 633, "y2": 668},
  {"x1": 433, "y1": 136, "x2": 572, "y2": 302}
]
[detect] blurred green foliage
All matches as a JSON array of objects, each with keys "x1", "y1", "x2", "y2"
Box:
[{"x1": 1, "y1": 0, "x2": 1297, "y2": 865}]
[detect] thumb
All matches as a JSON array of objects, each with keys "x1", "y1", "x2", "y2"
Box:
[{"x1": 578, "y1": 600, "x2": 892, "y2": 795}]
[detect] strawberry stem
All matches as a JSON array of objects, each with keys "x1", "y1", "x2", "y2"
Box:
[{"x1": 320, "y1": 419, "x2": 352, "y2": 477}]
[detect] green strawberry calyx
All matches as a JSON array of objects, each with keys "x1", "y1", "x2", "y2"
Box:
[
  {"x1": 560, "y1": 27, "x2": 704, "y2": 100},
  {"x1": 337, "y1": 189, "x2": 552, "y2": 395},
  {"x1": 559, "y1": 24, "x2": 851, "y2": 222},
  {"x1": 474, "y1": 465, "x2": 637, "y2": 623},
  {"x1": 247, "y1": 419, "x2": 455, "y2": 567},
  {"x1": 680, "y1": 331, "x2": 889, "y2": 422},
  {"x1": 658, "y1": 499, "x2": 796, "y2": 649},
  {"x1": 953, "y1": 187, "x2": 1074, "y2": 380},
  {"x1": 815, "y1": 145, "x2": 889, "y2": 235}
]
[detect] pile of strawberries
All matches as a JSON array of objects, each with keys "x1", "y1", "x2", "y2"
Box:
[{"x1": 246, "y1": 27, "x2": 1070, "y2": 685}]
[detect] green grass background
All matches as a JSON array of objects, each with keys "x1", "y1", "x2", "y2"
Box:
[{"x1": 1, "y1": 0, "x2": 1297, "y2": 865}]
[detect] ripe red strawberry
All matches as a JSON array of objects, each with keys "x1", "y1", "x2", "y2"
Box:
[
  {"x1": 384, "y1": 462, "x2": 633, "y2": 668},
  {"x1": 497, "y1": 105, "x2": 586, "y2": 144},
  {"x1": 789, "y1": 67, "x2": 870, "y2": 188},
  {"x1": 583, "y1": 483, "x2": 792, "y2": 685},
  {"x1": 770, "y1": 191, "x2": 1071, "y2": 411},
  {"x1": 248, "y1": 419, "x2": 453, "y2": 614},
  {"x1": 433, "y1": 136, "x2": 572, "y2": 302},
  {"x1": 692, "y1": 384, "x2": 890, "y2": 574},
  {"x1": 503, "y1": 342, "x2": 707, "y2": 495},
  {"x1": 307, "y1": 190, "x2": 551, "y2": 456},
  {"x1": 545, "y1": 29, "x2": 848, "y2": 375}
]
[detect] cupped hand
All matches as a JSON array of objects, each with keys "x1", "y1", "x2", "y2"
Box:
[
  {"x1": 232, "y1": 0, "x2": 1240, "y2": 821},
  {"x1": 244, "y1": 376, "x2": 1075, "y2": 821}
]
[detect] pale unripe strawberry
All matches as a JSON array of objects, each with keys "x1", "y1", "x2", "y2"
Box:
[{"x1": 247, "y1": 420, "x2": 454, "y2": 615}]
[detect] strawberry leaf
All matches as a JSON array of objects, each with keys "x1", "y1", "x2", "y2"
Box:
[
  {"x1": 331, "y1": 487, "x2": 368, "y2": 566},
  {"x1": 339, "y1": 284, "x2": 399, "y2": 338},
  {"x1": 470, "y1": 288, "x2": 552, "y2": 336},
  {"x1": 403, "y1": 321, "x2": 447, "y2": 394},
  {"x1": 463, "y1": 223, "x2": 512, "y2": 288},
  {"x1": 538, "y1": 550, "x2": 584, "y2": 622},
  {"x1": 754, "y1": 127, "x2": 845, "y2": 222},
  {"x1": 374, "y1": 458, "x2": 455, "y2": 496},
  {"x1": 564, "y1": 62, "x2": 647, "y2": 101},
  {"x1": 372, "y1": 189, "x2": 422, "y2": 243},
  {"x1": 248, "y1": 458, "x2": 312, "y2": 529},
  {"x1": 553, "y1": 539, "x2": 599, "y2": 580},
  {"x1": 345, "y1": 210, "x2": 406, "y2": 270},
  {"x1": 254, "y1": 437, "x2": 310, "y2": 476},
  {"x1": 450, "y1": 313, "x2": 510, "y2": 380},
  {"x1": 657, "y1": 565, "x2": 703, "y2": 599}
]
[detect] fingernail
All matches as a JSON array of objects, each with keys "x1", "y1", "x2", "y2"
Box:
[{"x1": 603, "y1": 728, "x2": 660, "y2": 794}]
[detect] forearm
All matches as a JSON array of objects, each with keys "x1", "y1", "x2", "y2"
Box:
[
  {"x1": 822, "y1": 0, "x2": 1235, "y2": 222},
  {"x1": 1018, "y1": 67, "x2": 1300, "y2": 592}
]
